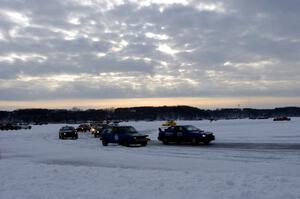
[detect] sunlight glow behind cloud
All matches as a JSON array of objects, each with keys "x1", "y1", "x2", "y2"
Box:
[{"x1": 157, "y1": 44, "x2": 179, "y2": 55}]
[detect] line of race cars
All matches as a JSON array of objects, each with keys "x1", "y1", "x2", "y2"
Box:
[
  {"x1": 0, "y1": 123, "x2": 32, "y2": 130},
  {"x1": 59, "y1": 120, "x2": 215, "y2": 147}
]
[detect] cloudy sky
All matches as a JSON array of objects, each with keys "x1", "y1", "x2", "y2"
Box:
[{"x1": 0, "y1": 0, "x2": 299, "y2": 109}]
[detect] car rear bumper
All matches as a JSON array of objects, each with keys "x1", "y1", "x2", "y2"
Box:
[{"x1": 130, "y1": 138, "x2": 149, "y2": 144}]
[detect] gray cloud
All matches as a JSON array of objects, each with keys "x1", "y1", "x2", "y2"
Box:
[{"x1": 0, "y1": 0, "x2": 299, "y2": 101}]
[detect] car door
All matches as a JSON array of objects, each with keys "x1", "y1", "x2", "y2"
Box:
[
  {"x1": 182, "y1": 127, "x2": 196, "y2": 142},
  {"x1": 113, "y1": 128, "x2": 122, "y2": 143},
  {"x1": 103, "y1": 128, "x2": 116, "y2": 143},
  {"x1": 164, "y1": 126, "x2": 173, "y2": 139},
  {"x1": 176, "y1": 126, "x2": 185, "y2": 142}
]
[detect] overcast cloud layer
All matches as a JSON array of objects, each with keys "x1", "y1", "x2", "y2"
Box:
[{"x1": 0, "y1": 0, "x2": 299, "y2": 101}]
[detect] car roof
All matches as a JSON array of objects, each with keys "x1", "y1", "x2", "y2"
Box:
[
  {"x1": 61, "y1": 126, "x2": 75, "y2": 129},
  {"x1": 114, "y1": 126, "x2": 134, "y2": 128},
  {"x1": 168, "y1": 125, "x2": 193, "y2": 127}
]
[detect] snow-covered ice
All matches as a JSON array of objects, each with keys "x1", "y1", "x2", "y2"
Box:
[{"x1": 1, "y1": 118, "x2": 300, "y2": 199}]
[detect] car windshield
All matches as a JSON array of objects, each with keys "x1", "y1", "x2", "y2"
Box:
[
  {"x1": 184, "y1": 125, "x2": 201, "y2": 132},
  {"x1": 60, "y1": 127, "x2": 74, "y2": 132},
  {"x1": 62, "y1": 127, "x2": 74, "y2": 130},
  {"x1": 118, "y1": 127, "x2": 138, "y2": 134}
]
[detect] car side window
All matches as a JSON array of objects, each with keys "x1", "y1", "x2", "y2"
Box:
[
  {"x1": 113, "y1": 128, "x2": 120, "y2": 134},
  {"x1": 176, "y1": 126, "x2": 183, "y2": 136},
  {"x1": 105, "y1": 128, "x2": 112, "y2": 134},
  {"x1": 168, "y1": 126, "x2": 175, "y2": 132}
]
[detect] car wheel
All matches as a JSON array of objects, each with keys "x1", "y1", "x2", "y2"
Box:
[
  {"x1": 141, "y1": 142, "x2": 147, "y2": 146},
  {"x1": 102, "y1": 139, "x2": 108, "y2": 146},
  {"x1": 162, "y1": 138, "x2": 169, "y2": 145},
  {"x1": 191, "y1": 138, "x2": 198, "y2": 145},
  {"x1": 203, "y1": 140, "x2": 210, "y2": 145},
  {"x1": 122, "y1": 141, "x2": 130, "y2": 147}
]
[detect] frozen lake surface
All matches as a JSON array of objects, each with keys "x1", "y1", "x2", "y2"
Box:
[{"x1": 1, "y1": 118, "x2": 300, "y2": 199}]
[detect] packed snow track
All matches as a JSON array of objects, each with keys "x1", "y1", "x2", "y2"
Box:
[{"x1": 1, "y1": 119, "x2": 300, "y2": 199}]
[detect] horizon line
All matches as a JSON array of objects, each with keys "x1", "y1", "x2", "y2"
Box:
[{"x1": 1, "y1": 96, "x2": 300, "y2": 111}]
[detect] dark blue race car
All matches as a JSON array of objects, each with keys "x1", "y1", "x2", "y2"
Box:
[
  {"x1": 59, "y1": 126, "x2": 78, "y2": 140},
  {"x1": 158, "y1": 125, "x2": 215, "y2": 145},
  {"x1": 101, "y1": 126, "x2": 149, "y2": 147}
]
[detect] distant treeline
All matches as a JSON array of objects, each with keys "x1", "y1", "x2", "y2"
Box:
[{"x1": 0, "y1": 106, "x2": 300, "y2": 123}]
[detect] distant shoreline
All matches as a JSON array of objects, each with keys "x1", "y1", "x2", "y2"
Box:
[{"x1": 1, "y1": 106, "x2": 299, "y2": 123}]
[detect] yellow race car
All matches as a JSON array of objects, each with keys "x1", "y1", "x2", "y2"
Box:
[{"x1": 162, "y1": 120, "x2": 177, "y2": 126}]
